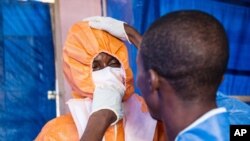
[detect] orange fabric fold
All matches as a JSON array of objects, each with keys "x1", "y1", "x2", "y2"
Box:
[
  {"x1": 104, "y1": 120, "x2": 125, "y2": 141},
  {"x1": 35, "y1": 114, "x2": 78, "y2": 141}
]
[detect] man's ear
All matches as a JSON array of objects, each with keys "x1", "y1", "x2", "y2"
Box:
[{"x1": 149, "y1": 69, "x2": 160, "y2": 91}]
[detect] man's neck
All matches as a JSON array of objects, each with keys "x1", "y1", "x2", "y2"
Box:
[{"x1": 161, "y1": 95, "x2": 217, "y2": 141}]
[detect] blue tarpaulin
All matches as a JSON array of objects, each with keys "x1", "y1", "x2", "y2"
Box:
[
  {"x1": 107, "y1": 0, "x2": 250, "y2": 96},
  {"x1": 106, "y1": 0, "x2": 250, "y2": 125},
  {"x1": 0, "y1": 0, "x2": 56, "y2": 140}
]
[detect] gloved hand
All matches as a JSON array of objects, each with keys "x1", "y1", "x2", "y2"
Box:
[
  {"x1": 83, "y1": 16, "x2": 131, "y2": 43},
  {"x1": 91, "y1": 67, "x2": 125, "y2": 125}
]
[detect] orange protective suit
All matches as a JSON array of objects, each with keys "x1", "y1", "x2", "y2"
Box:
[{"x1": 35, "y1": 22, "x2": 165, "y2": 141}]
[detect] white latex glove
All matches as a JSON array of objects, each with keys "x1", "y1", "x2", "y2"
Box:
[
  {"x1": 83, "y1": 16, "x2": 131, "y2": 43},
  {"x1": 91, "y1": 67, "x2": 125, "y2": 125}
]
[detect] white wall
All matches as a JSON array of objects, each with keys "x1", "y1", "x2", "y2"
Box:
[{"x1": 53, "y1": 0, "x2": 102, "y2": 115}]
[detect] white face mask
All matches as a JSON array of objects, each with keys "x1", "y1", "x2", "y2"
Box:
[{"x1": 92, "y1": 67, "x2": 125, "y2": 88}]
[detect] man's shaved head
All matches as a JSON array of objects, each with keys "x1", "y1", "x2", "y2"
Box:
[{"x1": 140, "y1": 10, "x2": 229, "y2": 100}]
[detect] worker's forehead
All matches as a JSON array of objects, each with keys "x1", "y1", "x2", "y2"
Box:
[
  {"x1": 94, "y1": 52, "x2": 112, "y2": 59},
  {"x1": 93, "y1": 52, "x2": 119, "y2": 62}
]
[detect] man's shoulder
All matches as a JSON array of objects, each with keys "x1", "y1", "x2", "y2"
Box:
[
  {"x1": 175, "y1": 108, "x2": 230, "y2": 141},
  {"x1": 216, "y1": 91, "x2": 250, "y2": 124}
]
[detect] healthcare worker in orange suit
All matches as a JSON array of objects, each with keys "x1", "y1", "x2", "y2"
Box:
[{"x1": 35, "y1": 21, "x2": 166, "y2": 141}]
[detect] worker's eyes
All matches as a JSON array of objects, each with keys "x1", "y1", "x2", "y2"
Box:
[
  {"x1": 108, "y1": 59, "x2": 120, "y2": 67},
  {"x1": 92, "y1": 58, "x2": 121, "y2": 71}
]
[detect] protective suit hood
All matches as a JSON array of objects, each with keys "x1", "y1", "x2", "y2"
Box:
[{"x1": 63, "y1": 21, "x2": 134, "y2": 100}]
